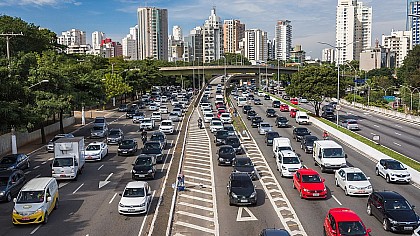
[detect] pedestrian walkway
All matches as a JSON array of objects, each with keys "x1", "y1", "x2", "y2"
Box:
[{"x1": 171, "y1": 109, "x2": 219, "y2": 236}]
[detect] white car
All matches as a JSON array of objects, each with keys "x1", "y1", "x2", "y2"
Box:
[
  {"x1": 210, "y1": 120, "x2": 223, "y2": 133},
  {"x1": 204, "y1": 113, "x2": 214, "y2": 123},
  {"x1": 151, "y1": 112, "x2": 162, "y2": 121},
  {"x1": 276, "y1": 150, "x2": 302, "y2": 177},
  {"x1": 220, "y1": 113, "x2": 232, "y2": 124},
  {"x1": 200, "y1": 103, "x2": 211, "y2": 111},
  {"x1": 171, "y1": 100, "x2": 179, "y2": 106},
  {"x1": 341, "y1": 119, "x2": 359, "y2": 130},
  {"x1": 159, "y1": 106, "x2": 169, "y2": 114},
  {"x1": 148, "y1": 104, "x2": 159, "y2": 111},
  {"x1": 84, "y1": 141, "x2": 108, "y2": 161},
  {"x1": 257, "y1": 91, "x2": 265, "y2": 97},
  {"x1": 159, "y1": 120, "x2": 174, "y2": 134},
  {"x1": 375, "y1": 159, "x2": 411, "y2": 183},
  {"x1": 168, "y1": 112, "x2": 180, "y2": 122},
  {"x1": 118, "y1": 181, "x2": 152, "y2": 215},
  {"x1": 334, "y1": 167, "x2": 373, "y2": 196},
  {"x1": 258, "y1": 122, "x2": 272, "y2": 135},
  {"x1": 202, "y1": 107, "x2": 213, "y2": 114},
  {"x1": 140, "y1": 118, "x2": 155, "y2": 130}
]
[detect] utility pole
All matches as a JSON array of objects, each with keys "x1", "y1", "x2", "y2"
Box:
[{"x1": 0, "y1": 32, "x2": 24, "y2": 64}]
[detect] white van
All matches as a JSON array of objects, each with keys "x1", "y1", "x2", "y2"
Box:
[
  {"x1": 272, "y1": 137, "x2": 293, "y2": 159},
  {"x1": 215, "y1": 95, "x2": 224, "y2": 103},
  {"x1": 12, "y1": 177, "x2": 59, "y2": 225},
  {"x1": 237, "y1": 96, "x2": 247, "y2": 107},
  {"x1": 295, "y1": 111, "x2": 310, "y2": 125},
  {"x1": 313, "y1": 140, "x2": 347, "y2": 172}
]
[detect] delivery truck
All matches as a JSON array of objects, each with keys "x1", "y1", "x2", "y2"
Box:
[{"x1": 52, "y1": 137, "x2": 85, "y2": 180}]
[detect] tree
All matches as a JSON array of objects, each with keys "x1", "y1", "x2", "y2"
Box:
[
  {"x1": 397, "y1": 45, "x2": 420, "y2": 87},
  {"x1": 285, "y1": 65, "x2": 339, "y2": 116},
  {"x1": 103, "y1": 73, "x2": 132, "y2": 104}
]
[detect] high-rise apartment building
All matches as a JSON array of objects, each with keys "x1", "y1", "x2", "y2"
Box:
[
  {"x1": 407, "y1": 0, "x2": 420, "y2": 46},
  {"x1": 183, "y1": 26, "x2": 203, "y2": 62},
  {"x1": 122, "y1": 26, "x2": 138, "y2": 60},
  {"x1": 203, "y1": 7, "x2": 223, "y2": 63},
  {"x1": 382, "y1": 30, "x2": 412, "y2": 68},
  {"x1": 244, "y1": 29, "x2": 267, "y2": 63},
  {"x1": 223, "y1": 19, "x2": 245, "y2": 54},
  {"x1": 336, "y1": 0, "x2": 372, "y2": 64},
  {"x1": 275, "y1": 20, "x2": 292, "y2": 61},
  {"x1": 172, "y1": 26, "x2": 183, "y2": 41},
  {"x1": 57, "y1": 29, "x2": 90, "y2": 54},
  {"x1": 322, "y1": 48, "x2": 336, "y2": 63},
  {"x1": 92, "y1": 31, "x2": 105, "y2": 50},
  {"x1": 137, "y1": 7, "x2": 168, "y2": 60},
  {"x1": 267, "y1": 39, "x2": 275, "y2": 61}
]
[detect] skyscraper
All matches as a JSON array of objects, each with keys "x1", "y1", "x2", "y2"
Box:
[
  {"x1": 223, "y1": 19, "x2": 245, "y2": 54},
  {"x1": 122, "y1": 25, "x2": 138, "y2": 60},
  {"x1": 137, "y1": 7, "x2": 168, "y2": 60},
  {"x1": 172, "y1": 26, "x2": 183, "y2": 41},
  {"x1": 336, "y1": 0, "x2": 372, "y2": 64},
  {"x1": 57, "y1": 29, "x2": 90, "y2": 54},
  {"x1": 382, "y1": 30, "x2": 412, "y2": 67},
  {"x1": 275, "y1": 20, "x2": 292, "y2": 61},
  {"x1": 203, "y1": 7, "x2": 223, "y2": 63},
  {"x1": 244, "y1": 29, "x2": 267, "y2": 63},
  {"x1": 92, "y1": 31, "x2": 105, "y2": 51},
  {"x1": 184, "y1": 26, "x2": 203, "y2": 63},
  {"x1": 407, "y1": 0, "x2": 420, "y2": 46}
]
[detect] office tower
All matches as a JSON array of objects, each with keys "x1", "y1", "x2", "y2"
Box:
[
  {"x1": 336, "y1": 0, "x2": 372, "y2": 64},
  {"x1": 137, "y1": 7, "x2": 168, "y2": 60},
  {"x1": 407, "y1": 0, "x2": 420, "y2": 46},
  {"x1": 244, "y1": 29, "x2": 267, "y2": 63},
  {"x1": 57, "y1": 29, "x2": 90, "y2": 54},
  {"x1": 223, "y1": 19, "x2": 245, "y2": 53},
  {"x1": 275, "y1": 20, "x2": 292, "y2": 61},
  {"x1": 203, "y1": 7, "x2": 223, "y2": 63},
  {"x1": 184, "y1": 26, "x2": 203, "y2": 62},
  {"x1": 382, "y1": 30, "x2": 412, "y2": 67},
  {"x1": 267, "y1": 39, "x2": 275, "y2": 61}
]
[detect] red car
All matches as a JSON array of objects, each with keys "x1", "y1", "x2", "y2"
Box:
[
  {"x1": 280, "y1": 104, "x2": 289, "y2": 112},
  {"x1": 289, "y1": 108, "x2": 299, "y2": 118},
  {"x1": 217, "y1": 111, "x2": 225, "y2": 118},
  {"x1": 324, "y1": 208, "x2": 371, "y2": 236},
  {"x1": 293, "y1": 168, "x2": 327, "y2": 199},
  {"x1": 216, "y1": 102, "x2": 224, "y2": 109},
  {"x1": 291, "y1": 98, "x2": 299, "y2": 105}
]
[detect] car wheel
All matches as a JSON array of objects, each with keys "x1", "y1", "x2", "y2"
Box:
[
  {"x1": 335, "y1": 178, "x2": 339, "y2": 187},
  {"x1": 293, "y1": 182, "x2": 296, "y2": 189},
  {"x1": 383, "y1": 218, "x2": 390, "y2": 231},
  {"x1": 321, "y1": 165, "x2": 326, "y2": 173},
  {"x1": 366, "y1": 204, "x2": 372, "y2": 216},
  {"x1": 27, "y1": 161, "x2": 30, "y2": 169},
  {"x1": 43, "y1": 212, "x2": 49, "y2": 224},
  {"x1": 54, "y1": 199, "x2": 59, "y2": 209},
  {"x1": 375, "y1": 168, "x2": 380, "y2": 176},
  {"x1": 299, "y1": 190, "x2": 304, "y2": 199},
  {"x1": 6, "y1": 192, "x2": 12, "y2": 202},
  {"x1": 344, "y1": 187, "x2": 349, "y2": 196},
  {"x1": 386, "y1": 175, "x2": 391, "y2": 183}
]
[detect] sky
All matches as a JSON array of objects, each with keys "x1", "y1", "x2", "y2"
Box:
[{"x1": 0, "y1": 0, "x2": 408, "y2": 59}]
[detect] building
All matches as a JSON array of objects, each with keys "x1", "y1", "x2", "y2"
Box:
[
  {"x1": 137, "y1": 7, "x2": 169, "y2": 60},
  {"x1": 57, "y1": 29, "x2": 90, "y2": 54},
  {"x1": 244, "y1": 29, "x2": 268, "y2": 63},
  {"x1": 223, "y1": 19, "x2": 245, "y2": 54},
  {"x1": 336, "y1": 0, "x2": 372, "y2": 64},
  {"x1": 100, "y1": 38, "x2": 122, "y2": 58},
  {"x1": 183, "y1": 26, "x2": 203, "y2": 62},
  {"x1": 203, "y1": 7, "x2": 223, "y2": 63},
  {"x1": 381, "y1": 30, "x2": 412, "y2": 68},
  {"x1": 407, "y1": 0, "x2": 420, "y2": 46},
  {"x1": 92, "y1": 31, "x2": 105, "y2": 51},
  {"x1": 275, "y1": 20, "x2": 292, "y2": 61},
  {"x1": 290, "y1": 45, "x2": 305, "y2": 64},
  {"x1": 172, "y1": 25, "x2": 183, "y2": 41},
  {"x1": 360, "y1": 46, "x2": 395, "y2": 71},
  {"x1": 322, "y1": 48, "x2": 336, "y2": 63}
]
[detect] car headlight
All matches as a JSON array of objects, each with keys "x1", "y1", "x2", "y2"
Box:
[
  {"x1": 282, "y1": 166, "x2": 287, "y2": 170},
  {"x1": 391, "y1": 173, "x2": 395, "y2": 176},
  {"x1": 119, "y1": 203, "x2": 125, "y2": 207},
  {"x1": 148, "y1": 169, "x2": 153, "y2": 173},
  {"x1": 132, "y1": 170, "x2": 136, "y2": 173},
  {"x1": 250, "y1": 191, "x2": 256, "y2": 198},
  {"x1": 324, "y1": 163, "x2": 331, "y2": 167},
  {"x1": 157, "y1": 154, "x2": 162, "y2": 158},
  {"x1": 367, "y1": 185, "x2": 372, "y2": 189},
  {"x1": 323, "y1": 188, "x2": 327, "y2": 192},
  {"x1": 251, "y1": 170, "x2": 255, "y2": 174},
  {"x1": 231, "y1": 192, "x2": 238, "y2": 198},
  {"x1": 128, "y1": 149, "x2": 134, "y2": 151},
  {"x1": 7, "y1": 166, "x2": 14, "y2": 170},
  {"x1": 389, "y1": 218, "x2": 397, "y2": 224},
  {"x1": 13, "y1": 208, "x2": 18, "y2": 214},
  {"x1": 140, "y1": 201, "x2": 146, "y2": 207},
  {"x1": 303, "y1": 188, "x2": 309, "y2": 192},
  {"x1": 348, "y1": 185, "x2": 356, "y2": 189},
  {"x1": 35, "y1": 207, "x2": 44, "y2": 214},
  {"x1": 340, "y1": 163, "x2": 347, "y2": 167},
  {"x1": 407, "y1": 173, "x2": 411, "y2": 176},
  {"x1": 118, "y1": 149, "x2": 122, "y2": 151},
  {"x1": 0, "y1": 191, "x2": 4, "y2": 196}
]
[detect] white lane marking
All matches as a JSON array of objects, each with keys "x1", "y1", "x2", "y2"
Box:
[
  {"x1": 138, "y1": 190, "x2": 156, "y2": 236},
  {"x1": 109, "y1": 193, "x2": 117, "y2": 204},
  {"x1": 41, "y1": 161, "x2": 47, "y2": 165},
  {"x1": 35, "y1": 174, "x2": 41, "y2": 178},
  {"x1": 393, "y1": 142, "x2": 402, "y2": 147},
  {"x1": 370, "y1": 133, "x2": 376, "y2": 135},
  {"x1": 373, "y1": 124, "x2": 379, "y2": 128},
  {"x1": 160, "y1": 140, "x2": 174, "y2": 172},
  {"x1": 395, "y1": 132, "x2": 402, "y2": 136},
  {"x1": 30, "y1": 225, "x2": 42, "y2": 235},
  {"x1": 377, "y1": 119, "x2": 383, "y2": 122},
  {"x1": 177, "y1": 211, "x2": 214, "y2": 222},
  {"x1": 332, "y1": 195, "x2": 342, "y2": 206},
  {"x1": 236, "y1": 207, "x2": 258, "y2": 222},
  {"x1": 48, "y1": 158, "x2": 53, "y2": 161},
  {"x1": 174, "y1": 221, "x2": 215, "y2": 234},
  {"x1": 34, "y1": 166, "x2": 40, "y2": 169},
  {"x1": 396, "y1": 124, "x2": 402, "y2": 128},
  {"x1": 59, "y1": 182, "x2": 69, "y2": 189},
  {"x1": 97, "y1": 164, "x2": 104, "y2": 170},
  {"x1": 72, "y1": 183, "x2": 84, "y2": 194}
]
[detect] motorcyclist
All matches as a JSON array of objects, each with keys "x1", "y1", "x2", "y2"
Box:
[
  {"x1": 198, "y1": 117, "x2": 203, "y2": 129},
  {"x1": 323, "y1": 130, "x2": 329, "y2": 140},
  {"x1": 140, "y1": 128, "x2": 148, "y2": 143}
]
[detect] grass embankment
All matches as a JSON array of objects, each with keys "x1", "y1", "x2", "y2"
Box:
[{"x1": 226, "y1": 94, "x2": 246, "y2": 133}]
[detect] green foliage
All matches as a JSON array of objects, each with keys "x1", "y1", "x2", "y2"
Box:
[
  {"x1": 397, "y1": 45, "x2": 420, "y2": 87},
  {"x1": 103, "y1": 73, "x2": 132, "y2": 101}
]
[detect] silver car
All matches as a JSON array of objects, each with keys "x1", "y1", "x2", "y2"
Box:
[
  {"x1": 91, "y1": 124, "x2": 108, "y2": 138},
  {"x1": 168, "y1": 112, "x2": 180, "y2": 122},
  {"x1": 258, "y1": 122, "x2": 272, "y2": 135}
]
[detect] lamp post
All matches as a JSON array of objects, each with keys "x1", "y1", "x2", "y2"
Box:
[
  {"x1": 400, "y1": 86, "x2": 420, "y2": 114},
  {"x1": 345, "y1": 62, "x2": 357, "y2": 106},
  {"x1": 277, "y1": 59, "x2": 280, "y2": 94}
]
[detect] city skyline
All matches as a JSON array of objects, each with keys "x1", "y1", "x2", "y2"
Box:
[{"x1": 0, "y1": 0, "x2": 406, "y2": 59}]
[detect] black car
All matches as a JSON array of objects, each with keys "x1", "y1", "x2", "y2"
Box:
[
  {"x1": 243, "y1": 105, "x2": 252, "y2": 114},
  {"x1": 126, "y1": 109, "x2": 137, "y2": 118},
  {"x1": 0, "y1": 154, "x2": 30, "y2": 171},
  {"x1": 367, "y1": 191, "x2": 420, "y2": 232},
  {"x1": 118, "y1": 139, "x2": 138, "y2": 156},
  {"x1": 225, "y1": 136, "x2": 244, "y2": 154},
  {"x1": 264, "y1": 94, "x2": 271, "y2": 100},
  {"x1": 259, "y1": 229, "x2": 291, "y2": 236},
  {"x1": 214, "y1": 130, "x2": 229, "y2": 146},
  {"x1": 227, "y1": 172, "x2": 257, "y2": 206},
  {"x1": 118, "y1": 104, "x2": 129, "y2": 112},
  {"x1": 150, "y1": 131, "x2": 167, "y2": 150},
  {"x1": 301, "y1": 135, "x2": 318, "y2": 153},
  {"x1": 131, "y1": 154, "x2": 157, "y2": 180},
  {"x1": 223, "y1": 125, "x2": 236, "y2": 136},
  {"x1": 266, "y1": 108, "x2": 276, "y2": 117},
  {"x1": 248, "y1": 94, "x2": 255, "y2": 100},
  {"x1": 247, "y1": 110, "x2": 257, "y2": 120},
  {"x1": 142, "y1": 141, "x2": 164, "y2": 163},
  {"x1": 322, "y1": 104, "x2": 335, "y2": 112},
  {"x1": 107, "y1": 128, "x2": 124, "y2": 145},
  {"x1": 253, "y1": 98, "x2": 262, "y2": 105},
  {"x1": 232, "y1": 157, "x2": 256, "y2": 180},
  {"x1": 282, "y1": 95, "x2": 290, "y2": 100},
  {"x1": 0, "y1": 169, "x2": 26, "y2": 202},
  {"x1": 251, "y1": 116, "x2": 263, "y2": 128},
  {"x1": 217, "y1": 145, "x2": 236, "y2": 166},
  {"x1": 292, "y1": 127, "x2": 311, "y2": 141},
  {"x1": 276, "y1": 116, "x2": 289, "y2": 128},
  {"x1": 322, "y1": 110, "x2": 335, "y2": 120},
  {"x1": 272, "y1": 100, "x2": 281, "y2": 108},
  {"x1": 265, "y1": 131, "x2": 280, "y2": 146}
]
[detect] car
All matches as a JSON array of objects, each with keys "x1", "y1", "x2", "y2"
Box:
[
  {"x1": 251, "y1": 116, "x2": 263, "y2": 128},
  {"x1": 276, "y1": 150, "x2": 302, "y2": 177},
  {"x1": 232, "y1": 157, "x2": 257, "y2": 180},
  {"x1": 159, "y1": 120, "x2": 174, "y2": 134},
  {"x1": 220, "y1": 113, "x2": 232, "y2": 124},
  {"x1": 335, "y1": 167, "x2": 373, "y2": 196},
  {"x1": 266, "y1": 108, "x2": 276, "y2": 118},
  {"x1": 141, "y1": 141, "x2": 164, "y2": 163},
  {"x1": 84, "y1": 142, "x2": 108, "y2": 161},
  {"x1": 289, "y1": 108, "x2": 298, "y2": 118},
  {"x1": 94, "y1": 116, "x2": 107, "y2": 126},
  {"x1": 90, "y1": 124, "x2": 108, "y2": 138},
  {"x1": 258, "y1": 122, "x2": 272, "y2": 135},
  {"x1": 253, "y1": 98, "x2": 262, "y2": 105},
  {"x1": 126, "y1": 109, "x2": 137, "y2": 119},
  {"x1": 118, "y1": 139, "x2": 138, "y2": 156},
  {"x1": 107, "y1": 128, "x2": 124, "y2": 145},
  {"x1": 132, "y1": 111, "x2": 145, "y2": 123},
  {"x1": 159, "y1": 106, "x2": 169, "y2": 114},
  {"x1": 324, "y1": 208, "x2": 371, "y2": 236},
  {"x1": 275, "y1": 116, "x2": 289, "y2": 128},
  {"x1": 292, "y1": 127, "x2": 311, "y2": 141},
  {"x1": 149, "y1": 131, "x2": 167, "y2": 150},
  {"x1": 375, "y1": 159, "x2": 411, "y2": 183},
  {"x1": 322, "y1": 110, "x2": 335, "y2": 120},
  {"x1": 225, "y1": 136, "x2": 244, "y2": 154},
  {"x1": 118, "y1": 104, "x2": 129, "y2": 112},
  {"x1": 203, "y1": 113, "x2": 214, "y2": 123},
  {"x1": 151, "y1": 112, "x2": 162, "y2": 121},
  {"x1": 248, "y1": 94, "x2": 255, "y2": 100},
  {"x1": 323, "y1": 104, "x2": 335, "y2": 112},
  {"x1": 168, "y1": 112, "x2": 181, "y2": 122},
  {"x1": 259, "y1": 229, "x2": 291, "y2": 236},
  {"x1": 140, "y1": 118, "x2": 155, "y2": 131},
  {"x1": 214, "y1": 130, "x2": 229, "y2": 146},
  {"x1": 223, "y1": 125, "x2": 236, "y2": 136},
  {"x1": 210, "y1": 120, "x2": 224, "y2": 133},
  {"x1": 203, "y1": 107, "x2": 213, "y2": 114},
  {"x1": 264, "y1": 94, "x2": 271, "y2": 100},
  {"x1": 148, "y1": 104, "x2": 159, "y2": 111},
  {"x1": 293, "y1": 168, "x2": 327, "y2": 199},
  {"x1": 242, "y1": 105, "x2": 252, "y2": 114},
  {"x1": 280, "y1": 104, "x2": 289, "y2": 112},
  {"x1": 300, "y1": 135, "x2": 318, "y2": 153},
  {"x1": 290, "y1": 98, "x2": 299, "y2": 105},
  {"x1": 118, "y1": 181, "x2": 152, "y2": 215},
  {"x1": 246, "y1": 110, "x2": 257, "y2": 120},
  {"x1": 172, "y1": 107, "x2": 182, "y2": 117},
  {"x1": 257, "y1": 91, "x2": 265, "y2": 97},
  {"x1": 227, "y1": 172, "x2": 257, "y2": 206},
  {"x1": 0, "y1": 169, "x2": 26, "y2": 202},
  {"x1": 0, "y1": 154, "x2": 30, "y2": 171},
  {"x1": 46, "y1": 133, "x2": 74, "y2": 152},
  {"x1": 329, "y1": 101, "x2": 338, "y2": 108},
  {"x1": 131, "y1": 154, "x2": 157, "y2": 180},
  {"x1": 272, "y1": 100, "x2": 281, "y2": 108},
  {"x1": 367, "y1": 191, "x2": 420, "y2": 232},
  {"x1": 217, "y1": 145, "x2": 236, "y2": 166},
  {"x1": 340, "y1": 119, "x2": 359, "y2": 130},
  {"x1": 299, "y1": 98, "x2": 308, "y2": 103},
  {"x1": 265, "y1": 131, "x2": 280, "y2": 146}
]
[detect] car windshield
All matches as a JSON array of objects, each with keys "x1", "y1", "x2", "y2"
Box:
[
  {"x1": 278, "y1": 146, "x2": 293, "y2": 151},
  {"x1": 145, "y1": 143, "x2": 161, "y2": 150},
  {"x1": 212, "y1": 122, "x2": 222, "y2": 126},
  {"x1": 169, "y1": 113, "x2": 177, "y2": 116},
  {"x1": 253, "y1": 117, "x2": 262, "y2": 122},
  {"x1": 384, "y1": 199, "x2": 412, "y2": 210},
  {"x1": 283, "y1": 157, "x2": 300, "y2": 164},
  {"x1": 53, "y1": 158, "x2": 73, "y2": 167},
  {"x1": 150, "y1": 134, "x2": 164, "y2": 141},
  {"x1": 161, "y1": 122, "x2": 172, "y2": 126},
  {"x1": 123, "y1": 187, "x2": 145, "y2": 198},
  {"x1": 323, "y1": 148, "x2": 344, "y2": 158},
  {"x1": 236, "y1": 159, "x2": 253, "y2": 166},
  {"x1": 231, "y1": 179, "x2": 253, "y2": 188},
  {"x1": 302, "y1": 175, "x2": 322, "y2": 183},
  {"x1": 338, "y1": 221, "x2": 366, "y2": 235},
  {"x1": 299, "y1": 116, "x2": 308, "y2": 119},
  {"x1": 95, "y1": 118, "x2": 105, "y2": 123},
  {"x1": 267, "y1": 109, "x2": 275, "y2": 113},
  {"x1": 92, "y1": 126, "x2": 104, "y2": 131},
  {"x1": 205, "y1": 114, "x2": 213, "y2": 117},
  {"x1": 221, "y1": 114, "x2": 230, "y2": 118},
  {"x1": 86, "y1": 145, "x2": 101, "y2": 151},
  {"x1": 261, "y1": 123, "x2": 270, "y2": 127},
  {"x1": 305, "y1": 136, "x2": 318, "y2": 143},
  {"x1": 216, "y1": 131, "x2": 229, "y2": 137},
  {"x1": 121, "y1": 140, "x2": 134, "y2": 146},
  {"x1": 219, "y1": 147, "x2": 234, "y2": 154},
  {"x1": 0, "y1": 155, "x2": 17, "y2": 164},
  {"x1": 387, "y1": 161, "x2": 405, "y2": 170},
  {"x1": 278, "y1": 117, "x2": 287, "y2": 121},
  {"x1": 295, "y1": 128, "x2": 309, "y2": 134},
  {"x1": 347, "y1": 120, "x2": 357, "y2": 124},
  {"x1": 267, "y1": 133, "x2": 279, "y2": 139},
  {"x1": 17, "y1": 191, "x2": 45, "y2": 203},
  {"x1": 109, "y1": 130, "x2": 121, "y2": 135},
  {"x1": 0, "y1": 177, "x2": 8, "y2": 186},
  {"x1": 226, "y1": 138, "x2": 239, "y2": 146},
  {"x1": 135, "y1": 157, "x2": 153, "y2": 166},
  {"x1": 347, "y1": 172, "x2": 367, "y2": 181}
]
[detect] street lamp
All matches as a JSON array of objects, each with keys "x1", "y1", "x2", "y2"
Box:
[
  {"x1": 28, "y1": 79, "x2": 49, "y2": 89},
  {"x1": 377, "y1": 86, "x2": 396, "y2": 97},
  {"x1": 277, "y1": 59, "x2": 280, "y2": 94},
  {"x1": 400, "y1": 85, "x2": 420, "y2": 114},
  {"x1": 345, "y1": 62, "x2": 357, "y2": 106}
]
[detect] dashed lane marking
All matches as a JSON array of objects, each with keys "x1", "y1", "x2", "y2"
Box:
[
  {"x1": 98, "y1": 164, "x2": 104, "y2": 170},
  {"x1": 373, "y1": 124, "x2": 379, "y2": 128},
  {"x1": 393, "y1": 142, "x2": 402, "y2": 147},
  {"x1": 72, "y1": 183, "x2": 84, "y2": 194},
  {"x1": 332, "y1": 195, "x2": 342, "y2": 206},
  {"x1": 395, "y1": 132, "x2": 402, "y2": 136},
  {"x1": 109, "y1": 193, "x2": 117, "y2": 204}
]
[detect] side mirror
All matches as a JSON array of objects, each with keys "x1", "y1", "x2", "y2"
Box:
[
  {"x1": 297, "y1": 153, "x2": 301, "y2": 157},
  {"x1": 47, "y1": 196, "x2": 52, "y2": 202},
  {"x1": 412, "y1": 205, "x2": 415, "y2": 209},
  {"x1": 331, "y1": 230, "x2": 336, "y2": 234},
  {"x1": 119, "y1": 193, "x2": 122, "y2": 196},
  {"x1": 345, "y1": 154, "x2": 348, "y2": 158},
  {"x1": 147, "y1": 192, "x2": 152, "y2": 196},
  {"x1": 367, "y1": 177, "x2": 371, "y2": 180},
  {"x1": 366, "y1": 229, "x2": 371, "y2": 233},
  {"x1": 384, "y1": 166, "x2": 387, "y2": 169},
  {"x1": 322, "y1": 178, "x2": 325, "y2": 182},
  {"x1": 132, "y1": 164, "x2": 135, "y2": 166}
]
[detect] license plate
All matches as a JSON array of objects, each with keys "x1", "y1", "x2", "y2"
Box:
[
  {"x1": 313, "y1": 193, "x2": 320, "y2": 197},
  {"x1": 60, "y1": 175, "x2": 66, "y2": 177},
  {"x1": 88, "y1": 156, "x2": 92, "y2": 159},
  {"x1": 358, "y1": 190, "x2": 366, "y2": 193},
  {"x1": 240, "y1": 200, "x2": 248, "y2": 203},
  {"x1": 21, "y1": 217, "x2": 30, "y2": 221},
  {"x1": 127, "y1": 209, "x2": 135, "y2": 212},
  {"x1": 225, "y1": 161, "x2": 230, "y2": 164},
  {"x1": 138, "y1": 174, "x2": 145, "y2": 177},
  {"x1": 404, "y1": 227, "x2": 413, "y2": 230},
  {"x1": 123, "y1": 151, "x2": 127, "y2": 154}
]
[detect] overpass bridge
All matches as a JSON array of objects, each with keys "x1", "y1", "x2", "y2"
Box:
[{"x1": 159, "y1": 65, "x2": 298, "y2": 76}]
